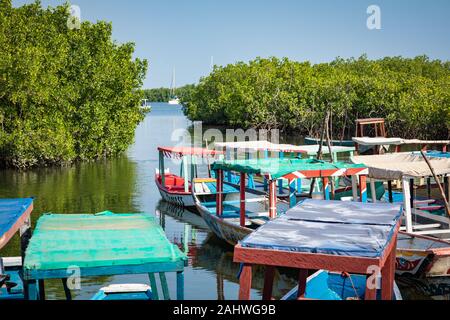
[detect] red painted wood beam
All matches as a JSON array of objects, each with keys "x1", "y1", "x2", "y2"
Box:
[
  {"x1": 238, "y1": 264, "x2": 253, "y2": 300},
  {"x1": 240, "y1": 172, "x2": 246, "y2": 227},
  {"x1": 234, "y1": 245, "x2": 381, "y2": 274},
  {"x1": 262, "y1": 266, "x2": 275, "y2": 300}
]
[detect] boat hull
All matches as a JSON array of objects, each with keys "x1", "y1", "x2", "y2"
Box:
[
  {"x1": 197, "y1": 203, "x2": 251, "y2": 246},
  {"x1": 156, "y1": 179, "x2": 196, "y2": 208}
]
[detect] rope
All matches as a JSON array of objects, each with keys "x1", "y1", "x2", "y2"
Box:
[{"x1": 341, "y1": 272, "x2": 360, "y2": 300}]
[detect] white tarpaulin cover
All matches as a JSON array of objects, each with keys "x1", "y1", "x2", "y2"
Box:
[
  {"x1": 352, "y1": 137, "x2": 404, "y2": 146},
  {"x1": 351, "y1": 153, "x2": 450, "y2": 180},
  {"x1": 215, "y1": 141, "x2": 354, "y2": 155},
  {"x1": 353, "y1": 137, "x2": 450, "y2": 146}
]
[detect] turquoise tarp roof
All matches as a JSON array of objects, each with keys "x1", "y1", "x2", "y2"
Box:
[
  {"x1": 23, "y1": 212, "x2": 187, "y2": 272},
  {"x1": 212, "y1": 158, "x2": 366, "y2": 180}
]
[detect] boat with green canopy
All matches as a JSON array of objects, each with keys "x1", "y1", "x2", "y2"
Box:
[
  {"x1": 193, "y1": 157, "x2": 369, "y2": 246},
  {"x1": 23, "y1": 211, "x2": 188, "y2": 300}
]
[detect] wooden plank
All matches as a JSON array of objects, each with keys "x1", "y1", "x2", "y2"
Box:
[
  {"x1": 238, "y1": 264, "x2": 252, "y2": 300},
  {"x1": 262, "y1": 266, "x2": 275, "y2": 300},
  {"x1": 381, "y1": 234, "x2": 396, "y2": 300}
]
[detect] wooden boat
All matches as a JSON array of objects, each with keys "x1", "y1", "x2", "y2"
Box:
[
  {"x1": 351, "y1": 152, "x2": 450, "y2": 237},
  {"x1": 155, "y1": 146, "x2": 238, "y2": 208},
  {"x1": 91, "y1": 284, "x2": 153, "y2": 300},
  {"x1": 193, "y1": 157, "x2": 369, "y2": 245},
  {"x1": 0, "y1": 198, "x2": 33, "y2": 301},
  {"x1": 234, "y1": 199, "x2": 402, "y2": 300},
  {"x1": 281, "y1": 270, "x2": 402, "y2": 300}
]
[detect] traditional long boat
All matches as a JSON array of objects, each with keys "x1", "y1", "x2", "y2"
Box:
[
  {"x1": 0, "y1": 198, "x2": 34, "y2": 300},
  {"x1": 193, "y1": 157, "x2": 369, "y2": 246},
  {"x1": 351, "y1": 152, "x2": 450, "y2": 236},
  {"x1": 155, "y1": 146, "x2": 239, "y2": 208},
  {"x1": 234, "y1": 199, "x2": 402, "y2": 300}
]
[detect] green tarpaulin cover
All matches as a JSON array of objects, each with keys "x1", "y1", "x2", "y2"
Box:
[
  {"x1": 24, "y1": 212, "x2": 187, "y2": 271},
  {"x1": 212, "y1": 158, "x2": 366, "y2": 180}
]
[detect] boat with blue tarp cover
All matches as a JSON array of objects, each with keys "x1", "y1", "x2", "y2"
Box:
[
  {"x1": 234, "y1": 199, "x2": 402, "y2": 300},
  {"x1": 0, "y1": 198, "x2": 34, "y2": 300}
]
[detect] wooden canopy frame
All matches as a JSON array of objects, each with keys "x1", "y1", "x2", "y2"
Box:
[
  {"x1": 234, "y1": 220, "x2": 401, "y2": 301},
  {"x1": 214, "y1": 166, "x2": 369, "y2": 228}
]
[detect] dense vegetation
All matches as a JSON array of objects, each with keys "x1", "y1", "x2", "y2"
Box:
[
  {"x1": 0, "y1": 1, "x2": 147, "y2": 169},
  {"x1": 182, "y1": 56, "x2": 450, "y2": 140},
  {"x1": 143, "y1": 84, "x2": 195, "y2": 102}
]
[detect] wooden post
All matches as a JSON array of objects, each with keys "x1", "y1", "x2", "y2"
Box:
[
  {"x1": 263, "y1": 150, "x2": 269, "y2": 191},
  {"x1": 427, "y1": 177, "x2": 432, "y2": 199},
  {"x1": 297, "y1": 269, "x2": 308, "y2": 299},
  {"x1": 183, "y1": 156, "x2": 189, "y2": 193},
  {"x1": 359, "y1": 175, "x2": 367, "y2": 202},
  {"x1": 176, "y1": 271, "x2": 184, "y2": 300},
  {"x1": 148, "y1": 273, "x2": 159, "y2": 300},
  {"x1": 159, "y1": 151, "x2": 165, "y2": 187},
  {"x1": 159, "y1": 272, "x2": 170, "y2": 300},
  {"x1": 226, "y1": 149, "x2": 232, "y2": 183},
  {"x1": 238, "y1": 264, "x2": 252, "y2": 300},
  {"x1": 289, "y1": 179, "x2": 297, "y2": 208},
  {"x1": 216, "y1": 170, "x2": 223, "y2": 217},
  {"x1": 388, "y1": 181, "x2": 393, "y2": 203},
  {"x1": 38, "y1": 279, "x2": 45, "y2": 301},
  {"x1": 269, "y1": 179, "x2": 277, "y2": 219},
  {"x1": 365, "y1": 274, "x2": 377, "y2": 300},
  {"x1": 240, "y1": 173, "x2": 246, "y2": 227},
  {"x1": 61, "y1": 278, "x2": 72, "y2": 300},
  {"x1": 322, "y1": 177, "x2": 330, "y2": 200},
  {"x1": 370, "y1": 179, "x2": 377, "y2": 203},
  {"x1": 278, "y1": 153, "x2": 284, "y2": 195},
  {"x1": 262, "y1": 266, "x2": 276, "y2": 300},
  {"x1": 381, "y1": 234, "x2": 397, "y2": 300},
  {"x1": 402, "y1": 177, "x2": 413, "y2": 233},
  {"x1": 351, "y1": 176, "x2": 358, "y2": 202}
]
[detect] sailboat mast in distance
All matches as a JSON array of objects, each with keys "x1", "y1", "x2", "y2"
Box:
[{"x1": 168, "y1": 67, "x2": 180, "y2": 105}]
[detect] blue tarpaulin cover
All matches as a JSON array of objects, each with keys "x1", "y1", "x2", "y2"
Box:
[
  {"x1": 0, "y1": 198, "x2": 33, "y2": 249},
  {"x1": 240, "y1": 199, "x2": 402, "y2": 258}
]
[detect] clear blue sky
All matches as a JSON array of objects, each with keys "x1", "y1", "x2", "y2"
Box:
[{"x1": 14, "y1": 0, "x2": 450, "y2": 88}]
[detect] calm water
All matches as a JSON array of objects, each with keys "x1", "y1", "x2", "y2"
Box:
[{"x1": 0, "y1": 103, "x2": 445, "y2": 300}]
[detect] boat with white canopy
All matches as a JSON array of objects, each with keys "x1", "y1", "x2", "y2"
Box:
[{"x1": 351, "y1": 152, "x2": 450, "y2": 236}]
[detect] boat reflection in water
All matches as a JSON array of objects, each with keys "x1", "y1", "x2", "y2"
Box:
[{"x1": 155, "y1": 200, "x2": 298, "y2": 299}]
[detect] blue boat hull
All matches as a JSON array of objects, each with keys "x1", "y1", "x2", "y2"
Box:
[{"x1": 282, "y1": 270, "x2": 402, "y2": 300}]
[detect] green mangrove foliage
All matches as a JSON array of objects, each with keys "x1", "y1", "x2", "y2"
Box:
[
  {"x1": 143, "y1": 84, "x2": 196, "y2": 102},
  {"x1": 183, "y1": 56, "x2": 450, "y2": 140},
  {"x1": 0, "y1": 1, "x2": 148, "y2": 169}
]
